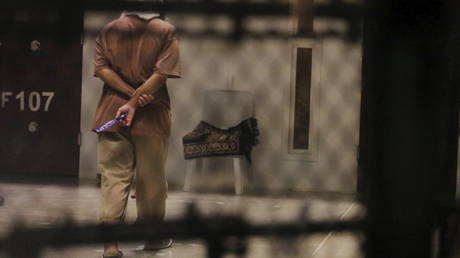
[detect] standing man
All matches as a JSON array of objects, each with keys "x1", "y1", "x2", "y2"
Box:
[{"x1": 93, "y1": 11, "x2": 181, "y2": 258}]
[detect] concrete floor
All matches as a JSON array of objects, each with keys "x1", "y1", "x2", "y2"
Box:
[{"x1": 0, "y1": 180, "x2": 364, "y2": 258}]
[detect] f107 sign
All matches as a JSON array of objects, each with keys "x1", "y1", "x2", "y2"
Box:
[{"x1": 1, "y1": 91, "x2": 55, "y2": 112}]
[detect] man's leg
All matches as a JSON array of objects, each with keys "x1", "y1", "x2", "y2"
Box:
[
  {"x1": 98, "y1": 132, "x2": 135, "y2": 256},
  {"x1": 132, "y1": 134, "x2": 170, "y2": 249}
]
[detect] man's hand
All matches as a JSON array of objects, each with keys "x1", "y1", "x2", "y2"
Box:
[
  {"x1": 138, "y1": 93, "x2": 155, "y2": 107},
  {"x1": 116, "y1": 103, "x2": 136, "y2": 127}
]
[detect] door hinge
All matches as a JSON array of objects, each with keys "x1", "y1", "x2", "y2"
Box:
[
  {"x1": 78, "y1": 132, "x2": 82, "y2": 146},
  {"x1": 356, "y1": 145, "x2": 360, "y2": 161}
]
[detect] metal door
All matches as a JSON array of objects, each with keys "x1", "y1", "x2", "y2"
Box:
[{"x1": 0, "y1": 7, "x2": 82, "y2": 176}]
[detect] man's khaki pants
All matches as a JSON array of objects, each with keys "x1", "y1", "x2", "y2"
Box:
[{"x1": 98, "y1": 131, "x2": 168, "y2": 223}]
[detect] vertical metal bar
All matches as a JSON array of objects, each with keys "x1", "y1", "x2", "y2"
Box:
[
  {"x1": 436, "y1": 1, "x2": 460, "y2": 257},
  {"x1": 360, "y1": 0, "x2": 457, "y2": 258}
]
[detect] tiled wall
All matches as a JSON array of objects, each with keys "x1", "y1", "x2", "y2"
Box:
[{"x1": 80, "y1": 12, "x2": 362, "y2": 193}]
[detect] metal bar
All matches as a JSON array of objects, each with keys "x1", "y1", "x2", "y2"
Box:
[
  {"x1": 84, "y1": 1, "x2": 290, "y2": 16},
  {"x1": 0, "y1": 1, "x2": 363, "y2": 40},
  {"x1": 4, "y1": 0, "x2": 362, "y2": 20},
  {"x1": 0, "y1": 214, "x2": 364, "y2": 257},
  {"x1": 360, "y1": 0, "x2": 457, "y2": 258},
  {"x1": 84, "y1": 29, "x2": 342, "y2": 39},
  {"x1": 79, "y1": 0, "x2": 362, "y2": 19}
]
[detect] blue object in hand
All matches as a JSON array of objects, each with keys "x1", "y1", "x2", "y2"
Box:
[{"x1": 93, "y1": 113, "x2": 127, "y2": 133}]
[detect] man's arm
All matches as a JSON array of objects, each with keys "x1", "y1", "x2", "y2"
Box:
[
  {"x1": 95, "y1": 67, "x2": 136, "y2": 97},
  {"x1": 96, "y1": 67, "x2": 156, "y2": 108},
  {"x1": 129, "y1": 73, "x2": 167, "y2": 106},
  {"x1": 94, "y1": 32, "x2": 136, "y2": 98},
  {"x1": 116, "y1": 73, "x2": 167, "y2": 126}
]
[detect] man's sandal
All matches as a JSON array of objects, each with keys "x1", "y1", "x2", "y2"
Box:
[
  {"x1": 143, "y1": 239, "x2": 174, "y2": 251},
  {"x1": 102, "y1": 250, "x2": 123, "y2": 258}
]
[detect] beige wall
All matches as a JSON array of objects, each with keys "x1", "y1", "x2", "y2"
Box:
[{"x1": 80, "y1": 12, "x2": 362, "y2": 193}]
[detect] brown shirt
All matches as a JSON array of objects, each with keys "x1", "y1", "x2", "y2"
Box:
[{"x1": 93, "y1": 15, "x2": 181, "y2": 135}]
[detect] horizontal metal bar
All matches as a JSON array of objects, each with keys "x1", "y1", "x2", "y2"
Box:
[
  {"x1": 0, "y1": 216, "x2": 364, "y2": 252},
  {"x1": 83, "y1": 1, "x2": 291, "y2": 16},
  {"x1": 6, "y1": 0, "x2": 362, "y2": 19},
  {"x1": 1, "y1": 1, "x2": 362, "y2": 41},
  {"x1": 81, "y1": 28, "x2": 347, "y2": 40}
]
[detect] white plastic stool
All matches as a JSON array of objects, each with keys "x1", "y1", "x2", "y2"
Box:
[
  {"x1": 183, "y1": 89, "x2": 254, "y2": 195},
  {"x1": 184, "y1": 157, "x2": 249, "y2": 194}
]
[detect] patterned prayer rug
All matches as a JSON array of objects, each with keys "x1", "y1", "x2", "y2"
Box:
[{"x1": 183, "y1": 118, "x2": 259, "y2": 162}]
